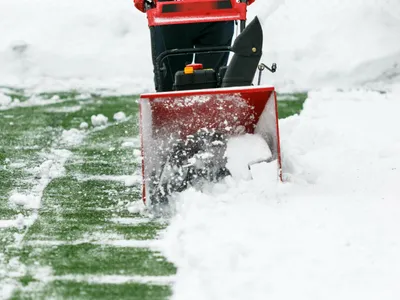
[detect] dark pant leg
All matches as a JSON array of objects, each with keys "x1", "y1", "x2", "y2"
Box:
[
  {"x1": 194, "y1": 21, "x2": 234, "y2": 72},
  {"x1": 150, "y1": 21, "x2": 234, "y2": 91},
  {"x1": 150, "y1": 24, "x2": 193, "y2": 92}
]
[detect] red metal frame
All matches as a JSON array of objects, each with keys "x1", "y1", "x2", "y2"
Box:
[
  {"x1": 139, "y1": 86, "x2": 282, "y2": 204},
  {"x1": 146, "y1": 0, "x2": 247, "y2": 26},
  {"x1": 273, "y1": 91, "x2": 283, "y2": 181}
]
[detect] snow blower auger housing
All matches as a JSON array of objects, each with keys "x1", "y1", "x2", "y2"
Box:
[{"x1": 139, "y1": 0, "x2": 282, "y2": 206}]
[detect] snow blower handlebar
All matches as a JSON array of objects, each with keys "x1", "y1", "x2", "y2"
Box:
[
  {"x1": 145, "y1": 0, "x2": 248, "y2": 26},
  {"x1": 153, "y1": 16, "x2": 274, "y2": 92},
  {"x1": 154, "y1": 46, "x2": 232, "y2": 92}
]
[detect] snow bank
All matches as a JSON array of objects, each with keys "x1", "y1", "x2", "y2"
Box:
[
  {"x1": 0, "y1": 0, "x2": 152, "y2": 94},
  {"x1": 251, "y1": 0, "x2": 400, "y2": 91},
  {"x1": 160, "y1": 87, "x2": 400, "y2": 300},
  {"x1": 0, "y1": 0, "x2": 399, "y2": 93}
]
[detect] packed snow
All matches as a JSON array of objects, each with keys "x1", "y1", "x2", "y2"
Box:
[
  {"x1": 0, "y1": 92, "x2": 12, "y2": 107},
  {"x1": 159, "y1": 87, "x2": 400, "y2": 300},
  {"x1": 79, "y1": 121, "x2": 89, "y2": 129},
  {"x1": 113, "y1": 111, "x2": 127, "y2": 122},
  {"x1": 60, "y1": 128, "x2": 86, "y2": 146},
  {"x1": 91, "y1": 114, "x2": 108, "y2": 127}
]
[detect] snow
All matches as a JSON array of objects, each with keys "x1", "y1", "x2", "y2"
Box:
[
  {"x1": 121, "y1": 141, "x2": 137, "y2": 148},
  {"x1": 0, "y1": 92, "x2": 12, "y2": 107},
  {"x1": 110, "y1": 217, "x2": 150, "y2": 225},
  {"x1": 252, "y1": 0, "x2": 400, "y2": 92},
  {"x1": 45, "y1": 105, "x2": 81, "y2": 113},
  {"x1": 25, "y1": 233, "x2": 159, "y2": 249},
  {"x1": 160, "y1": 87, "x2": 400, "y2": 300},
  {"x1": 74, "y1": 174, "x2": 141, "y2": 185},
  {"x1": 0, "y1": 214, "x2": 25, "y2": 229},
  {"x1": 91, "y1": 114, "x2": 108, "y2": 127},
  {"x1": 1, "y1": 1, "x2": 400, "y2": 299},
  {"x1": 52, "y1": 274, "x2": 175, "y2": 285},
  {"x1": 113, "y1": 111, "x2": 127, "y2": 122},
  {"x1": 9, "y1": 194, "x2": 36, "y2": 208},
  {"x1": 127, "y1": 201, "x2": 147, "y2": 215},
  {"x1": 4, "y1": 146, "x2": 73, "y2": 300},
  {"x1": 9, "y1": 149, "x2": 72, "y2": 210},
  {"x1": 225, "y1": 133, "x2": 273, "y2": 181},
  {"x1": 0, "y1": 257, "x2": 26, "y2": 299},
  {"x1": 60, "y1": 128, "x2": 86, "y2": 146},
  {"x1": 124, "y1": 175, "x2": 141, "y2": 187},
  {"x1": 0, "y1": 0, "x2": 399, "y2": 93},
  {"x1": 0, "y1": 93, "x2": 70, "y2": 111},
  {"x1": 79, "y1": 121, "x2": 89, "y2": 129}
]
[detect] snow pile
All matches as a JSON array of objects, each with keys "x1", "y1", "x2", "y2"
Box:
[
  {"x1": 127, "y1": 200, "x2": 147, "y2": 215},
  {"x1": 251, "y1": 0, "x2": 400, "y2": 91},
  {"x1": 113, "y1": 111, "x2": 127, "y2": 122},
  {"x1": 79, "y1": 122, "x2": 89, "y2": 130},
  {"x1": 160, "y1": 88, "x2": 400, "y2": 300},
  {"x1": 124, "y1": 175, "x2": 141, "y2": 187},
  {"x1": 91, "y1": 114, "x2": 108, "y2": 127},
  {"x1": 60, "y1": 128, "x2": 86, "y2": 147},
  {"x1": 225, "y1": 133, "x2": 273, "y2": 181},
  {"x1": 0, "y1": 257, "x2": 27, "y2": 300},
  {"x1": 9, "y1": 194, "x2": 37, "y2": 208},
  {"x1": 0, "y1": 214, "x2": 25, "y2": 229},
  {"x1": 0, "y1": 92, "x2": 12, "y2": 107},
  {"x1": 0, "y1": 0, "x2": 152, "y2": 94},
  {"x1": 0, "y1": 0, "x2": 399, "y2": 92}
]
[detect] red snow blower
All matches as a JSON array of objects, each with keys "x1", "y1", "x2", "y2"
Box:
[{"x1": 139, "y1": 0, "x2": 282, "y2": 206}]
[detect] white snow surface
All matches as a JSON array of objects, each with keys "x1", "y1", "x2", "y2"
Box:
[
  {"x1": 113, "y1": 111, "x2": 127, "y2": 122},
  {"x1": 91, "y1": 114, "x2": 108, "y2": 127},
  {"x1": 1, "y1": 1, "x2": 400, "y2": 298},
  {"x1": 0, "y1": 0, "x2": 399, "y2": 93},
  {"x1": 79, "y1": 121, "x2": 89, "y2": 130},
  {"x1": 0, "y1": 92, "x2": 12, "y2": 107},
  {"x1": 60, "y1": 128, "x2": 86, "y2": 146},
  {"x1": 160, "y1": 87, "x2": 400, "y2": 300},
  {"x1": 8, "y1": 149, "x2": 72, "y2": 211}
]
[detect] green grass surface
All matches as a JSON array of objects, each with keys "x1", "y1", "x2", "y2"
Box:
[{"x1": 0, "y1": 90, "x2": 306, "y2": 299}]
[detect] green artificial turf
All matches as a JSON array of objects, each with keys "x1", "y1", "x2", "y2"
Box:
[{"x1": 0, "y1": 89, "x2": 306, "y2": 299}]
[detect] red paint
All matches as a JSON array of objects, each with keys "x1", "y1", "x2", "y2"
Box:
[
  {"x1": 139, "y1": 86, "x2": 282, "y2": 204},
  {"x1": 146, "y1": 0, "x2": 247, "y2": 26},
  {"x1": 144, "y1": 88, "x2": 273, "y2": 138},
  {"x1": 139, "y1": 99, "x2": 147, "y2": 204},
  {"x1": 273, "y1": 91, "x2": 283, "y2": 181},
  {"x1": 186, "y1": 63, "x2": 204, "y2": 70}
]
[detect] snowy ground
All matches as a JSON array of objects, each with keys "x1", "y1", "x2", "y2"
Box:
[
  {"x1": 0, "y1": 92, "x2": 176, "y2": 299},
  {"x1": 1, "y1": 0, "x2": 400, "y2": 299},
  {"x1": 160, "y1": 87, "x2": 400, "y2": 300}
]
